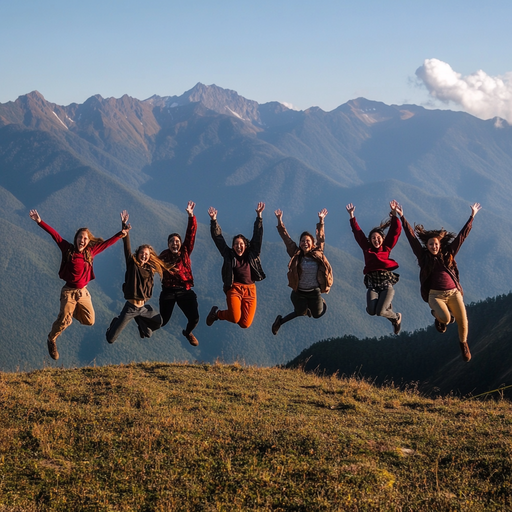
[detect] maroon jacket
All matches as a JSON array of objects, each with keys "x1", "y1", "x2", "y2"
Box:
[
  {"x1": 401, "y1": 214, "x2": 474, "y2": 302},
  {"x1": 159, "y1": 215, "x2": 197, "y2": 290},
  {"x1": 350, "y1": 215, "x2": 401, "y2": 274},
  {"x1": 39, "y1": 221, "x2": 123, "y2": 289}
]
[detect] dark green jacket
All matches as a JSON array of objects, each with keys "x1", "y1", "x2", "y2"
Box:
[{"x1": 210, "y1": 216, "x2": 266, "y2": 292}]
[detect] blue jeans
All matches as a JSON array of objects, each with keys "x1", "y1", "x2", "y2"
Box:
[{"x1": 106, "y1": 301, "x2": 162, "y2": 343}]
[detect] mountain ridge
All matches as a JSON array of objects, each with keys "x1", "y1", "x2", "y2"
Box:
[{"x1": 1, "y1": 83, "x2": 512, "y2": 374}]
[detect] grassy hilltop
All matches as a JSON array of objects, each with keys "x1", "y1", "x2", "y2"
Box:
[{"x1": 0, "y1": 362, "x2": 510, "y2": 511}]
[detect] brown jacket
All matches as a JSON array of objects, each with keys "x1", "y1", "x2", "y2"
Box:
[{"x1": 277, "y1": 221, "x2": 333, "y2": 293}]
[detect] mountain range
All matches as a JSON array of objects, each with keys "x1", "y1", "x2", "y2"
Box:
[{"x1": 1, "y1": 83, "x2": 511, "y2": 374}]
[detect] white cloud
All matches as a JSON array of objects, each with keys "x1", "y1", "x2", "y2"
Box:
[
  {"x1": 416, "y1": 58, "x2": 512, "y2": 123},
  {"x1": 280, "y1": 102, "x2": 300, "y2": 111}
]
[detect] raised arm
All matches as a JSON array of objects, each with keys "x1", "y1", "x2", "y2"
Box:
[
  {"x1": 209, "y1": 206, "x2": 229, "y2": 255},
  {"x1": 275, "y1": 209, "x2": 284, "y2": 227},
  {"x1": 275, "y1": 209, "x2": 298, "y2": 257},
  {"x1": 29, "y1": 209, "x2": 42, "y2": 224},
  {"x1": 120, "y1": 210, "x2": 133, "y2": 264},
  {"x1": 470, "y1": 202, "x2": 482, "y2": 218},
  {"x1": 347, "y1": 203, "x2": 370, "y2": 250},
  {"x1": 255, "y1": 202, "x2": 265, "y2": 219},
  {"x1": 183, "y1": 201, "x2": 197, "y2": 254},
  {"x1": 208, "y1": 206, "x2": 217, "y2": 221},
  {"x1": 250, "y1": 202, "x2": 265, "y2": 255},
  {"x1": 186, "y1": 201, "x2": 195, "y2": 218},
  {"x1": 383, "y1": 200, "x2": 402, "y2": 250},
  {"x1": 316, "y1": 208, "x2": 328, "y2": 250},
  {"x1": 89, "y1": 213, "x2": 128, "y2": 257},
  {"x1": 29, "y1": 209, "x2": 68, "y2": 250},
  {"x1": 120, "y1": 210, "x2": 129, "y2": 229},
  {"x1": 448, "y1": 202, "x2": 481, "y2": 256},
  {"x1": 397, "y1": 205, "x2": 425, "y2": 261}
]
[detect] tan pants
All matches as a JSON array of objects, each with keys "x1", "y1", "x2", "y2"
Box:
[
  {"x1": 48, "y1": 286, "x2": 95, "y2": 341},
  {"x1": 429, "y1": 288, "x2": 468, "y2": 343}
]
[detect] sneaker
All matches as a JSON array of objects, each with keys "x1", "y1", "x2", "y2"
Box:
[
  {"x1": 317, "y1": 299, "x2": 327, "y2": 319},
  {"x1": 206, "y1": 306, "x2": 219, "y2": 326},
  {"x1": 106, "y1": 328, "x2": 114, "y2": 344},
  {"x1": 183, "y1": 330, "x2": 199, "y2": 346},
  {"x1": 272, "y1": 315, "x2": 282, "y2": 335},
  {"x1": 459, "y1": 341, "x2": 472, "y2": 362},
  {"x1": 434, "y1": 318, "x2": 447, "y2": 333},
  {"x1": 47, "y1": 337, "x2": 59, "y2": 360},
  {"x1": 392, "y1": 313, "x2": 402, "y2": 335}
]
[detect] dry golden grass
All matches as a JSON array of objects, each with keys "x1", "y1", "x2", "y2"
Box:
[{"x1": 0, "y1": 362, "x2": 510, "y2": 511}]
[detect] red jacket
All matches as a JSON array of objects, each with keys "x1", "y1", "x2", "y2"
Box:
[
  {"x1": 39, "y1": 221, "x2": 123, "y2": 289},
  {"x1": 350, "y1": 216, "x2": 401, "y2": 274},
  {"x1": 159, "y1": 215, "x2": 197, "y2": 290}
]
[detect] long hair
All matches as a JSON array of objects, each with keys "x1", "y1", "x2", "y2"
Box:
[
  {"x1": 414, "y1": 225, "x2": 456, "y2": 266},
  {"x1": 368, "y1": 217, "x2": 392, "y2": 243},
  {"x1": 133, "y1": 245, "x2": 174, "y2": 277},
  {"x1": 66, "y1": 228, "x2": 104, "y2": 264}
]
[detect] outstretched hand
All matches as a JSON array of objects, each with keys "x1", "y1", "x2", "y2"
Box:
[
  {"x1": 29, "y1": 209, "x2": 41, "y2": 223},
  {"x1": 390, "y1": 200, "x2": 402, "y2": 217},
  {"x1": 186, "y1": 201, "x2": 195, "y2": 217},
  {"x1": 470, "y1": 203, "x2": 482, "y2": 217},
  {"x1": 274, "y1": 209, "x2": 283, "y2": 224},
  {"x1": 256, "y1": 202, "x2": 265, "y2": 218},
  {"x1": 318, "y1": 208, "x2": 328, "y2": 222},
  {"x1": 345, "y1": 203, "x2": 355, "y2": 218},
  {"x1": 120, "y1": 210, "x2": 129, "y2": 225},
  {"x1": 208, "y1": 207, "x2": 217, "y2": 221}
]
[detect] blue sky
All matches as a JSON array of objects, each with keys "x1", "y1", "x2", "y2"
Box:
[{"x1": 2, "y1": 0, "x2": 512, "y2": 117}]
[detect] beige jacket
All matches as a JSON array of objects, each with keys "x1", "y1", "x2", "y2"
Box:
[{"x1": 277, "y1": 221, "x2": 333, "y2": 293}]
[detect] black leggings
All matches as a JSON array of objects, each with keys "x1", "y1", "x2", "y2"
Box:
[
  {"x1": 280, "y1": 288, "x2": 326, "y2": 325},
  {"x1": 159, "y1": 288, "x2": 199, "y2": 335}
]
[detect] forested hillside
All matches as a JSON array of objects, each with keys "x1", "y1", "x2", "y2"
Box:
[{"x1": 287, "y1": 293, "x2": 512, "y2": 398}]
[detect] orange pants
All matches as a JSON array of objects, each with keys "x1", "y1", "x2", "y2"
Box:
[{"x1": 217, "y1": 283, "x2": 257, "y2": 329}]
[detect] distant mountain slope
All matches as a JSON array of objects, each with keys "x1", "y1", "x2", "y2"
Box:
[
  {"x1": 287, "y1": 293, "x2": 512, "y2": 398},
  {"x1": 3, "y1": 86, "x2": 512, "y2": 221},
  {"x1": 1, "y1": 84, "x2": 512, "y2": 372},
  {"x1": 147, "y1": 83, "x2": 263, "y2": 125}
]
